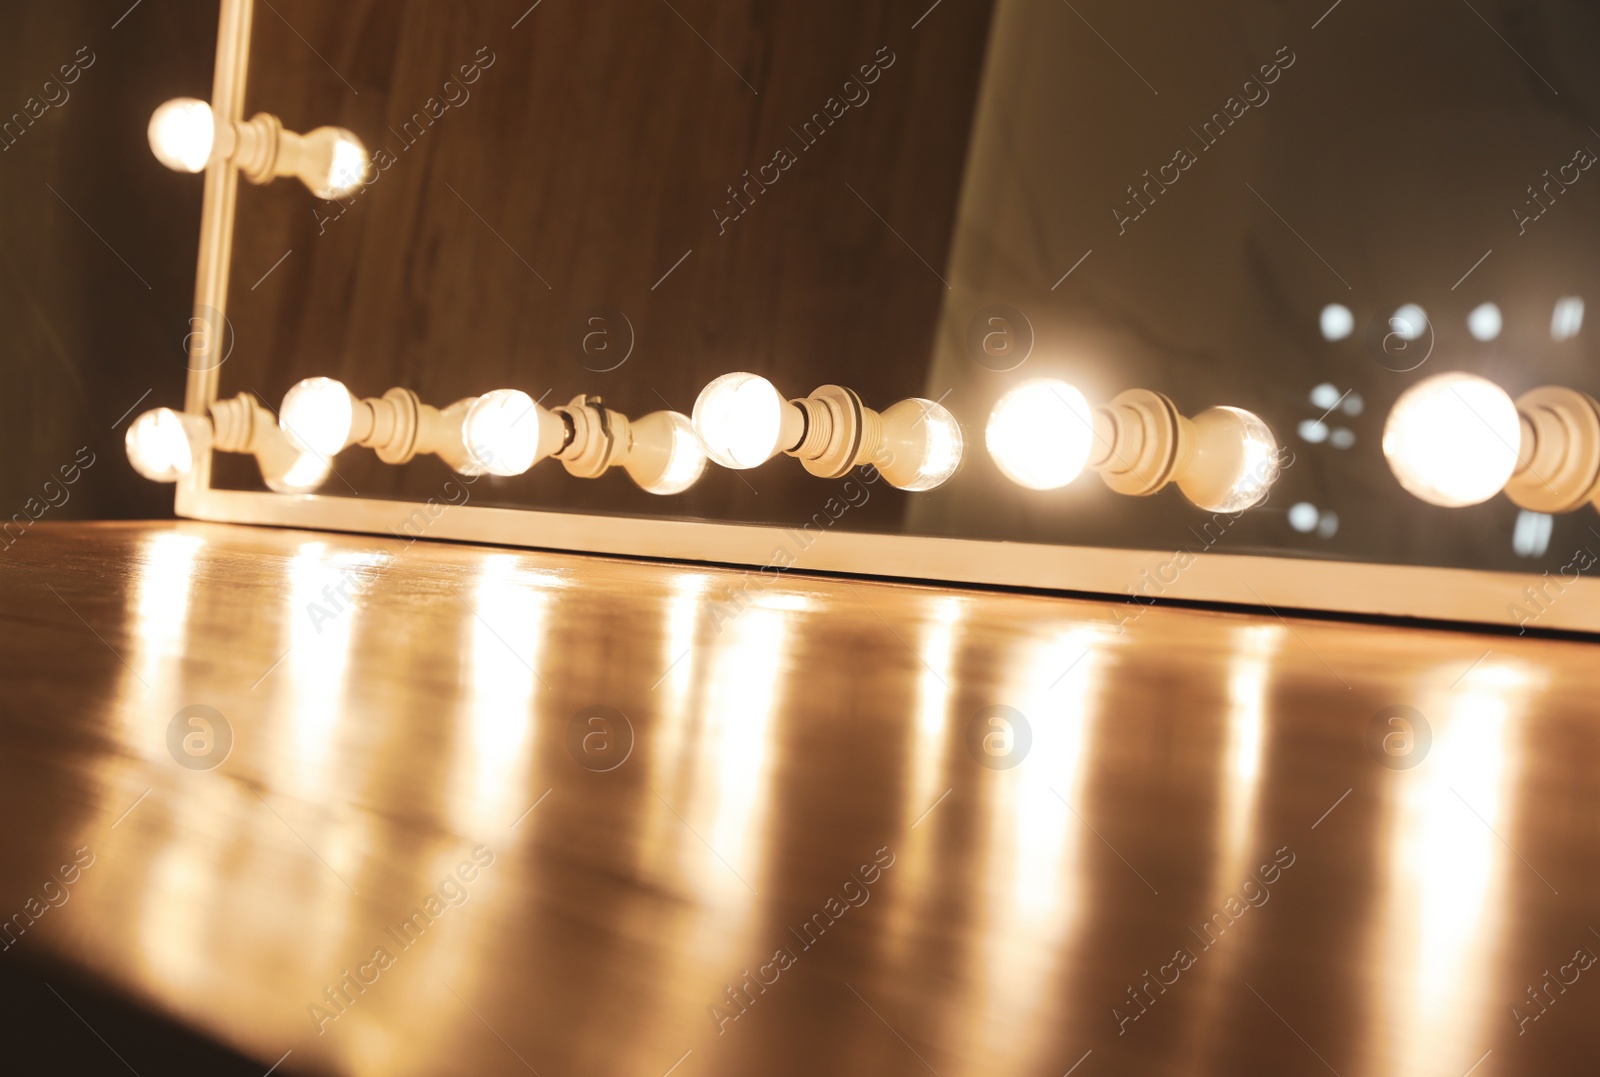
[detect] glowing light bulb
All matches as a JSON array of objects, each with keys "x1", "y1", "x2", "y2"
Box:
[
  {"x1": 1319, "y1": 303, "x2": 1353, "y2": 342},
  {"x1": 878, "y1": 398, "x2": 964, "y2": 491},
  {"x1": 463, "y1": 389, "x2": 546, "y2": 476},
  {"x1": 1467, "y1": 302, "x2": 1502, "y2": 342},
  {"x1": 1383, "y1": 372, "x2": 1520, "y2": 507},
  {"x1": 125, "y1": 408, "x2": 209, "y2": 482},
  {"x1": 692, "y1": 372, "x2": 788, "y2": 469},
  {"x1": 1390, "y1": 304, "x2": 1428, "y2": 341},
  {"x1": 148, "y1": 98, "x2": 216, "y2": 173},
  {"x1": 280, "y1": 377, "x2": 356, "y2": 458},
  {"x1": 1551, "y1": 296, "x2": 1585, "y2": 342},
  {"x1": 985, "y1": 379, "x2": 1095, "y2": 490},
  {"x1": 1180, "y1": 406, "x2": 1280, "y2": 513}
]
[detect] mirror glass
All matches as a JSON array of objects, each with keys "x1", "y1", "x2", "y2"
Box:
[{"x1": 215, "y1": 0, "x2": 1600, "y2": 575}]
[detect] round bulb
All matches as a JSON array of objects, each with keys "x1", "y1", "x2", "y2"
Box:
[
  {"x1": 1390, "y1": 304, "x2": 1429, "y2": 341},
  {"x1": 1383, "y1": 372, "x2": 1520, "y2": 507},
  {"x1": 264, "y1": 451, "x2": 332, "y2": 495},
  {"x1": 148, "y1": 98, "x2": 215, "y2": 173},
  {"x1": 985, "y1": 379, "x2": 1095, "y2": 490},
  {"x1": 640, "y1": 412, "x2": 708, "y2": 495},
  {"x1": 126, "y1": 408, "x2": 208, "y2": 482},
  {"x1": 464, "y1": 389, "x2": 545, "y2": 476},
  {"x1": 1185, "y1": 407, "x2": 1280, "y2": 513},
  {"x1": 692, "y1": 372, "x2": 786, "y2": 469},
  {"x1": 280, "y1": 377, "x2": 355, "y2": 458},
  {"x1": 300, "y1": 127, "x2": 369, "y2": 199},
  {"x1": 1319, "y1": 303, "x2": 1353, "y2": 342},
  {"x1": 879, "y1": 398, "x2": 964, "y2": 491},
  {"x1": 1467, "y1": 302, "x2": 1502, "y2": 342}
]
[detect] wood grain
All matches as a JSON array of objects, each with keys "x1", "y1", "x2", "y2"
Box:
[{"x1": 1, "y1": 521, "x2": 1597, "y2": 1075}]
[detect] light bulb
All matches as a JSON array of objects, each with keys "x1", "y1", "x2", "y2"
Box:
[
  {"x1": 1390, "y1": 304, "x2": 1428, "y2": 341},
  {"x1": 1467, "y1": 302, "x2": 1502, "y2": 342},
  {"x1": 1178, "y1": 406, "x2": 1280, "y2": 513},
  {"x1": 692, "y1": 372, "x2": 788, "y2": 469},
  {"x1": 985, "y1": 379, "x2": 1095, "y2": 490},
  {"x1": 1319, "y1": 303, "x2": 1353, "y2": 342},
  {"x1": 266, "y1": 451, "x2": 332, "y2": 494},
  {"x1": 877, "y1": 398, "x2": 964, "y2": 491},
  {"x1": 148, "y1": 98, "x2": 216, "y2": 173},
  {"x1": 125, "y1": 408, "x2": 210, "y2": 482},
  {"x1": 625, "y1": 411, "x2": 708, "y2": 494},
  {"x1": 463, "y1": 389, "x2": 549, "y2": 477},
  {"x1": 290, "y1": 127, "x2": 369, "y2": 199},
  {"x1": 280, "y1": 377, "x2": 357, "y2": 458},
  {"x1": 1383, "y1": 372, "x2": 1520, "y2": 507}
]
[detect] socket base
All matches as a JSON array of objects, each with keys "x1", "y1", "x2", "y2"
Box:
[{"x1": 1507, "y1": 386, "x2": 1600, "y2": 514}]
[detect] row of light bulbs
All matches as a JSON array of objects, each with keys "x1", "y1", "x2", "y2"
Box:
[
  {"x1": 128, "y1": 368, "x2": 1600, "y2": 523},
  {"x1": 126, "y1": 374, "x2": 1283, "y2": 513},
  {"x1": 140, "y1": 97, "x2": 1600, "y2": 524}
]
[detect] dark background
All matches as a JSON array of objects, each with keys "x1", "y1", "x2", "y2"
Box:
[{"x1": 0, "y1": 1, "x2": 218, "y2": 533}]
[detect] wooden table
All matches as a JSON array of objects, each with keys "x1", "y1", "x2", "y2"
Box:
[{"x1": 1, "y1": 521, "x2": 1596, "y2": 1076}]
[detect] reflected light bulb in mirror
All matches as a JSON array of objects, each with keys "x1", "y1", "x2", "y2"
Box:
[
  {"x1": 267, "y1": 450, "x2": 332, "y2": 495},
  {"x1": 1390, "y1": 304, "x2": 1428, "y2": 341},
  {"x1": 985, "y1": 379, "x2": 1095, "y2": 490},
  {"x1": 625, "y1": 411, "x2": 708, "y2": 495},
  {"x1": 1382, "y1": 372, "x2": 1521, "y2": 507},
  {"x1": 463, "y1": 389, "x2": 548, "y2": 477},
  {"x1": 1467, "y1": 302, "x2": 1502, "y2": 342},
  {"x1": 1178, "y1": 406, "x2": 1279, "y2": 513},
  {"x1": 877, "y1": 398, "x2": 964, "y2": 492},
  {"x1": 692, "y1": 372, "x2": 788, "y2": 469},
  {"x1": 280, "y1": 377, "x2": 356, "y2": 458},
  {"x1": 148, "y1": 98, "x2": 215, "y2": 173},
  {"x1": 1319, "y1": 303, "x2": 1353, "y2": 342},
  {"x1": 126, "y1": 408, "x2": 210, "y2": 482},
  {"x1": 288, "y1": 126, "x2": 369, "y2": 200}
]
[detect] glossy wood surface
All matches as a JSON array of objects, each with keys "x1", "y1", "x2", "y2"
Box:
[{"x1": 1, "y1": 521, "x2": 1598, "y2": 1076}]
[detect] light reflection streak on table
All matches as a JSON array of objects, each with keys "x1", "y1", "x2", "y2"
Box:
[{"x1": 0, "y1": 521, "x2": 1597, "y2": 1076}]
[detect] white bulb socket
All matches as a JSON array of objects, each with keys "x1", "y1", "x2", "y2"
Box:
[{"x1": 1505, "y1": 386, "x2": 1600, "y2": 514}]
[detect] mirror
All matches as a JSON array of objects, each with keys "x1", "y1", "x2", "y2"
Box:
[{"x1": 187, "y1": 0, "x2": 1600, "y2": 625}]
